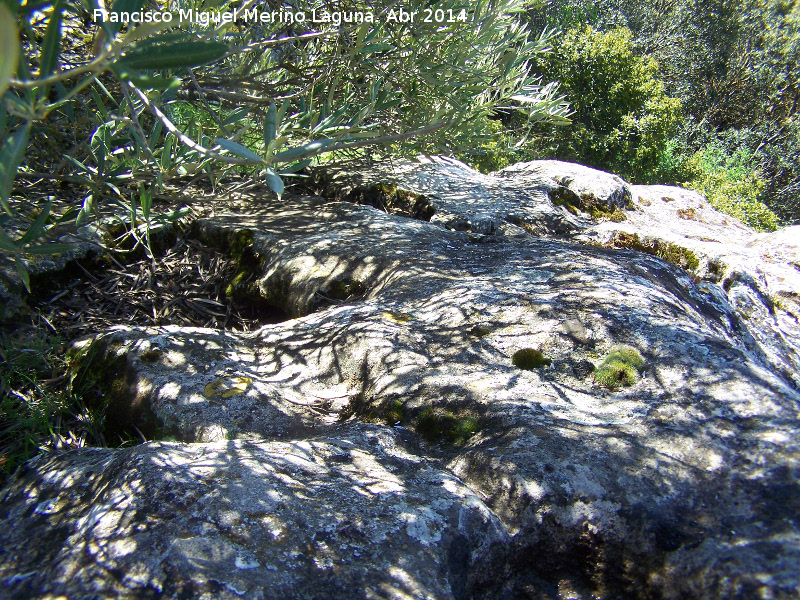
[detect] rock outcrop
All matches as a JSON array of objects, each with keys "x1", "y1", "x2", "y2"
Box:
[
  {"x1": 2, "y1": 158, "x2": 799, "y2": 599},
  {"x1": 315, "y1": 157, "x2": 800, "y2": 388}
]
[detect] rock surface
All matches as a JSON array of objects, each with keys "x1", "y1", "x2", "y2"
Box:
[
  {"x1": 0, "y1": 425, "x2": 506, "y2": 600},
  {"x1": 315, "y1": 157, "x2": 800, "y2": 388},
  {"x1": 2, "y1": 158, "x2": 799, "y2": 599}
]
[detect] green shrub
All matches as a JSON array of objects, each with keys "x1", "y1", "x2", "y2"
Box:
[
  {"x1": 593, "y1": 344, "x2": 644, "y2": 389},
  {"x1": 682, "y1": 144, "x2": 780, "y2": 232},
  {"x1": 529, "y1": 26, "x2": 683, "y2": 183}
]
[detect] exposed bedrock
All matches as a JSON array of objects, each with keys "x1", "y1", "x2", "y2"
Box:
[{"x1": 2, "y1": 159, "x2": 799, "y2": 599}]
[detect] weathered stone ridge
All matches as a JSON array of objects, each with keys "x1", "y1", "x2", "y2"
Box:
[
  {"x1": 315, "y1": 156, "x2": 800, "y2": 389},
  {"x1": 2, "y1": 158, "x2": 799, "y2": 599},
  {"x1": 1, "y1": 426, "x2": 507, "y2": 600}
]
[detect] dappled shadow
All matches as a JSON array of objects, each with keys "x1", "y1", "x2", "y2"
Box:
[
  {"x1": 4, "y1": 189, "x2": 800, "y2": 599},
  {"x1": 0, "y1": 423, "x2": 510, "y2": 599}
]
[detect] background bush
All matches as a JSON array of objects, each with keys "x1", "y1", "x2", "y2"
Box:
[
  {"x1": 683, "y1": 143, "x2": 780, "y2": 231},
  {"x1": 520, "y1": 0, "x2": 799, "y2": 226},
  {"x1": 526, "y1": 25, "x2": 682, "y2": 183}
]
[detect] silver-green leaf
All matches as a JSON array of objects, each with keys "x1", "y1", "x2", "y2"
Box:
[
  {"x1": 18, "y1": 202, "x2": 51, "y2": 246},
  {"x1": 264, "y1": 103, "x2": 277, "y2": 149},
  {"x1": 0, "y1": 4, "x2": 19, "y2": 100},
  {"x1": 215, "y1": 138, "x2": 264, "y2": 163},
  {"x1": 0, "y1": 123, "x2": 31, "y2": 216},
  {"x1": 15, "y1": 256, "x2": 30, "y2": 293},
  {"x1": 0, "y1": 227, "x2": 18, "y2": 252},
  {"x1": 273, "y1": 139, "x2": 335, "y2": 163},
  {"x1": 265, "y1": 167, "x2": 284, "y2": 197},
  {"x1": 24, "y1": 243, "x2": 74, "y2": 255}
]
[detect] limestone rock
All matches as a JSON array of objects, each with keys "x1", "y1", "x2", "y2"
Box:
[
  {"x1": 580, "y1": 184, "x2": 800, "y2": 389},
  {"x1": 311, "y1": 156, "x2": 586, "y2": 236},
  {"x1": 495, "y1": 159, "x2": 634, "y2": 210},
  {"x1": 2, "y1": 159, "x2": 800, "y2": 599},
  {"x1": 0, "y1": 424, "x2": 507, "y2": 600},
  {"x1": 315, "y1": 158, "x2": 800, "y2": 388}
]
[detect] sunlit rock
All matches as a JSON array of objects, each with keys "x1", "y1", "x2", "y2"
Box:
[{"x1": 2, "y1": 158, "x2": 799, "y2": 599}]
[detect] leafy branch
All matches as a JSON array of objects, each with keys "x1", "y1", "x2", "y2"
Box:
[{"x1": 0, "y1": 0, "x2": 570, "y2": 288}]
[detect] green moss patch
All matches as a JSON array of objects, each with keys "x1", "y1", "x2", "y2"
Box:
[
  {"x1": 593, "y1": 344, "x2": 645, "y2": 390},
  {"x1": 549, "y1": 187, "x2": 628, "y2": 222},
  {"x1": 657, "y1": 244, "x2": 700, "y2": 270},
  {"x1": 416, "y1": 406, "x2": 478, "y2": 445},
  {"x1": 354, "y1": 397, "x2": 479, "y2": 446},
  {"x1": 608, "y1": 208, "x2": 628, "y2": 222},
  {"x1": 223, "y1": 229, "x2": 263, "y2": 304},
  {"x1": 549, "y1": 187, "x2": 583, "y2": 215},
  {"x1": 469, "y1": 324, "x2": 493, "y2": 338},
  {"x1": 229, "y1": 229, "x2": 255, "y2": 258},
  {"x1": 609, "y1": 232, "x2": 700, "y2": 271},
  {"x1": 385, "y1": 399, "x2": 405, "y2": 425},
  {"x1": 218, "y1": 229, "x2": 289, "y2": 321},
  {"x1": 512, "y1": 348, "x2": 551, "y2": 370},
  {"x1": 707, "y1": 259, "x2": 725, "y2": 282}
]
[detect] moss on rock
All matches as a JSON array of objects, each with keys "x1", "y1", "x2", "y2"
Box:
[
  {"x1": 609, "y1": 232, "x2": 700, "y2": 271},
  {"x1": 656, "y1": 243, "x2": 700, "y2": 271},
  {"x1": 512, "y1": 348, "x2": 552, "y2": 370},
  {"x1": 469, "y1": 324, "x2": 493, "y2": 338},
  {"x1": 328, "y1": 278, "x2": 366, "y2": 301},
  {"x1": 385, "y1": 399, "x2": 405, "y2": 425},
  {"x1": 415, "y1": 406, "x2": 478, "y2": 445},
  {"x1": 608, "y1": 208, "x2": 628, "y2": 222},
  {"x1": 220, "y1": 229, "x2": 291, "y2": 321},
  {"x1": 67, "y1": 336, "x2": 160, "y2": 443},
  {"x1": 550, "y1": 187, "x2": 583, "y2": 215},
  {"x1": 224, "y1": 229, "x2": 263, "y2": 304},
  {"x1": 348, "y1": 183, "x2": 435, "y2": 220},
  {"x1": 593, "y1": 344, "x2": 645, "y2": 390},
  {"x1": 549, "y1": 186, "x2": 628, "y2": 222}
]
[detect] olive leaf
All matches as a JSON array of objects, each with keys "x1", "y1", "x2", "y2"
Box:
[{"x1": 0, "y1": 4, "x2": 20, "y2": 99}]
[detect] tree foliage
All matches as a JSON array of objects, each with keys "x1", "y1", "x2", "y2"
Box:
[
  {"x1": 524, "y1": 0, "x2": 799, "y2": 224},
  {"x1": 611, "y1": 0, "x2": 798, "y2": 221},
  {"x1": 0, "y1": 0, "x2": 570, "y2": 277},
  {"x1": 528, "y1": 25, "x2": 682, "y2": 182}
]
